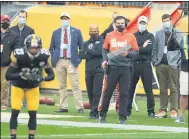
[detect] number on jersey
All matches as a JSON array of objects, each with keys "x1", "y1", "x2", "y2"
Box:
[
  {"x1": 21, "y1": 68, "x2": 40, "y2": 74},
  {"x1": 14, "y1": 48, "x2": 24, "y2": 55},
  {"x1": 40, "y1": 49, "x2": 50, "y2": 55}
]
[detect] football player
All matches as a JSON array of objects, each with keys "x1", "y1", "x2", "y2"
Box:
[{"x1": 6, "y1": 34, "x2": 55, "y2": 139}]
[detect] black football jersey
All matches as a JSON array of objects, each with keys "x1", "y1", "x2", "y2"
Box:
[{"x1": 11, "y1": 48, "x2": 51, "y2": 88}]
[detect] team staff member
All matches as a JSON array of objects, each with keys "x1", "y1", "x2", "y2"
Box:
[
  {"x1": 50, "y1": 12, "x2": 84, "y2": 113},
  {"x1": 6, "y1": 34, "x2": 54, "y2": 139},
  {"x1": 79, "y1": 24, "x2": 104, "y2": 119},
  {"x1": 10, "y1": 10, "x2": 35, "y2": 47},
  {"x1": 1, "y1": 15, "x2": 20, "y2": 110},
  {"x1": 127, "y1": 16, "x2": 155, "y2": 118},
  {"x1": 100, "y1": 16, "x2": 139, "y2": 124}
]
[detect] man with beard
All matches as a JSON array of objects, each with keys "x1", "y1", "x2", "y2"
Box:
[{"x1": 100, "y1": 16, "x2": 139, "y2": 124}]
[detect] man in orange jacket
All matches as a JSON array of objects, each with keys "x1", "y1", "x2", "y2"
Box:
[{"x1": 100, "y1": 16, "x2": 139, "y2": 124}]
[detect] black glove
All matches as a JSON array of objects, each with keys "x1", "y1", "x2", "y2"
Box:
[
  {"x1": 20, "y1": 72, "x2": 31, "y2": 80},
  {"x1": 28, "y1": 73, "x2": 44, "y2": 83}
]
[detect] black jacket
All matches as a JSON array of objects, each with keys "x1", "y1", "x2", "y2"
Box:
[
  {"x1": 1, "y1": 29, "x2": 20, "y2": 66},
  {"x1": 79, "y1": 36, "x2": 104, "y2": 74},
  {"x1": 100, "y1": 23, "x2": 114, "y2": 40},
  {"x1": 134, "y1": 30, "x2": 154, "y2": 61},
  {"x1": 10, "y1": 24, "x2": 34, "y2": 47}
]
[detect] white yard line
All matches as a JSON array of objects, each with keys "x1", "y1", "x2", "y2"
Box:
[
  {"x1": 1, "y1": 118, "x2": 188, "y2": 133},
  {"x1": 0, "y1": 132, "x2": 177, "y2": 138},
  {"x1": 1, "y1": 112, "x2": 188, "y2": 134}
]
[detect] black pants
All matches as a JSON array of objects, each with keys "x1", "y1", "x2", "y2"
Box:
[
  {"x1": 100, "y1": 66, "x2": 130, "y2": 120},
  {"x1": 85, "y1": 72, "x2": 103, "y2": 116},
  {"x1": 127, "y1": 62, "x2": 155, "y2": 115}
]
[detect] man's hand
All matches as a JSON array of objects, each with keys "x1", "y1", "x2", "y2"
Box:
[
  {"x1": 29, "y1": 73, "x2": 44, "y2": 83},
  {"x1": 120, "y1": 51, "x2": 129, "y2": 57},
  {"x1": 143, "y1": 40, "x2": 152, "y2": 48},
  {"x1": 20, "y1": 72, "x2": 31, "y2": 80},
  {"x1": 101, "y1": 61, "x2": 108, "y2": 69}
]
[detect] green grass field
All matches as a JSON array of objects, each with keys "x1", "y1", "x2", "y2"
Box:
[{"x1": 1, "y1": 94, "x2": 188, "y2": 139}]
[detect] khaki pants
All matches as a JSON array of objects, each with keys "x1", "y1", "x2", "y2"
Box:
[
  {"x1": 55, "y1": 59, "x2": 83, "y2": 110},
  {"x1": 1, "y1": 66, "x2": 9, "y2": 106},
  {"x1": 156, "y1": 64, "x2": 179, "y2": 111}
]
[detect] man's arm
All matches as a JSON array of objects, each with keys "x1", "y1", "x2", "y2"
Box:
[
  {"x1": 152, "y1": 32, "x2": 158, "y2": 65},
  {"x1": 78, "y1": 29, "x2": 84, "y2": 50},
  {"x1": 43, "y1": 56, "x2": 55, "y2": 81},
  {"x1": 86, "y1": 40, "x2": 104, "y2": 56},
  {"x1": 6, "y1": 53, "x2": 21, "y2": 80},
  {"x1": 49, "y1": 31, "x2": 55, "y2": 56},
  {"x1": 139, "y1": 34, "x2": 154, "y2": 54},
  {"x1": 102, "y1": 36, "x2": 109, "y2": 61},
  {"x1": 31, "y1": 28, "x2": 35, "y2": 34},
  {"x1": 180, "y1": 38, "x2": 186, "y2": 60},
  {"x1": 12, "y1": 33, "x2": 21, "y2": 49},
  {"x1": 126, "y1": 35, "x2": 139, "y2": 60},
  {"x1": 79, "y1": 42, "x2": 92, "y2": 59},
  {"x1": 100, "y1": 24, "x2": 113, "y2": 40}
]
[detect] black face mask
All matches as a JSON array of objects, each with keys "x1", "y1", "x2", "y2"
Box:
[
  {"x1": 1, "y1": 22, "x2": 10, "y2": 30},
  {"x1": 90, "y1": 33, "x2": 99, "y2": 40},
  {"x1": 116, "y1": 25, "x2": 125, "y2": 32}
]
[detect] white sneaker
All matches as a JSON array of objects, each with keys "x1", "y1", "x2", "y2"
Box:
[{"x1": 175, "y1": 115, "x2": 185, "y2": 123}]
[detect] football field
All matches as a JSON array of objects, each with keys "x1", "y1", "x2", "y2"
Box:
[{"x1": 1, "y1": 94, "x2": 188, "y2": 139}]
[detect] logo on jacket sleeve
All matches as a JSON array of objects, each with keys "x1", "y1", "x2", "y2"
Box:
[{"x1": 39, "y1": 61, "x2": 45, "y2": 66}]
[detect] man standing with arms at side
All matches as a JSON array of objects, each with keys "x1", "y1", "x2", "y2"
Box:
[
  {"x1": 100, "y1": 16, "x2": 139, "y2": 124},
  {"x1": 152, "y1": 14, "x2": 184, "y2": 119},
  {"x1": 127, "y1": 16, "x2": 155, "y2": 118},
  {"x1": 1, "y1": 15, "x2": 20, "y2": 110},
  {"x1": 10, "y1": 10, "x2": 34, "y2": 47},
  {"x1": 79, "y1": 24, "x2": 104, "y2": 119},
  {"x1": 50, "y1": 12, "x2": 84, "y2": 113}
]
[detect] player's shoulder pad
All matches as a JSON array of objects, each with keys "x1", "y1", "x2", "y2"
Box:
[
  {"x1": 13, "y1": 48, "x2": 25, "y2": 58},
  {"x1": 11, "y1": 48, "x2": 25, "y2": 63},
  {"x1": 39, "y1": 48, "x2": 51, "y2": 62},
  {"x1": 40, "y1": 48, "x2": 50, "y2": 56}
]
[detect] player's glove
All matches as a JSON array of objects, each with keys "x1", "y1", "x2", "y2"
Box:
[
  {"x1": 28, "y1": 73, "x2": 44, "y2": 83},
  {"x1": 20, "y1": 72, "x2": 31, "y2": 80}
]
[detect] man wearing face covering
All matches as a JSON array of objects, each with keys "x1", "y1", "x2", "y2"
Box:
[
  {"x1": 50, "y1": 12, "x2": 84, "y2": 114},
  {"x1": 1, "y1": 15, "x2": 20, "y2": 110},
  {"x1": 127, "y1": 16, "x2": 155, "y2": 118},
  {"x1": 10, "y1": 10, "x2": 35, "y2": 47},
  {"x1": 100, "y1": 16, "x2": 139, "y2": 124},
  {"x1": 79, "y1": 24, "x2": 104, "y2": 119},
  {"x1": 152, "y1": 14, "x2": 184, "y2": 119}
]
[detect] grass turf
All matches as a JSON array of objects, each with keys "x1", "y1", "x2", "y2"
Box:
[{"x1": 1, "y1": 94, "x2": 188, "y2": 138}]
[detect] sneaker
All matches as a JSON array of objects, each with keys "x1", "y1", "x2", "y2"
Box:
[
  {"x1": 119, "y1": 120, "x2": 126, "y2": 124},
  {"x1": 99, "y1": 116, "x2": 107, "y2": 123},
  {"x1": 77, "y1": 109, "x2": 84, "y2": 114},
  {"x1": 127, "y1": 114, "x2": 131, "y2": 118},
  {"x1": 170, "y1": 109, "x2": 177, "y2": 119},
  {"x1": 148, "y1": 112, "x2": 155, "y2": 118},
  {"x1": 155, "y1": 110, "x2": 167, "y2": 118},
  {"x1": 89, "y1": 115, "x2": 99, "y2": 120},
  {"x1": 175, "y1": 115, "x2": 185, "y2": 123}
]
